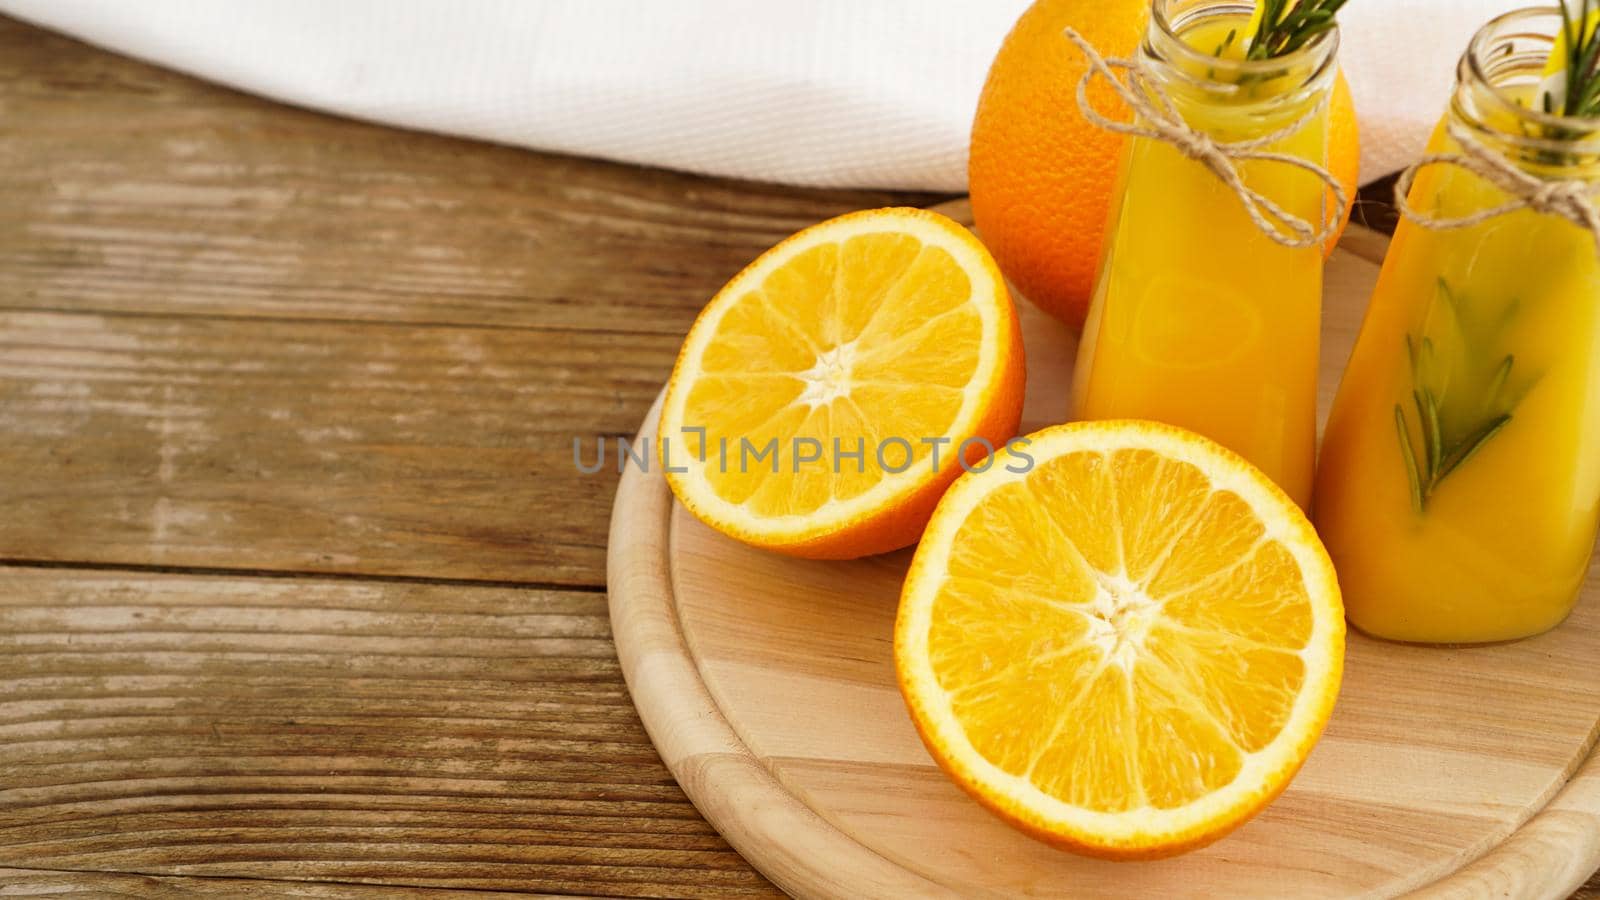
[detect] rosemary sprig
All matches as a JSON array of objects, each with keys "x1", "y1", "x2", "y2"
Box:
[
  {"x1": 1212, "y1": 29, "x2": 1238, "y2": 58},
  {"x1": 1395, "y1": 402, "x2": 1511, "y2": 513},
  {"x1": 1245, "y1": 0, "x2": 1349, "y2": 61},
  {"x1": 1547, "y1": 0, "x2": 1600, "y2": 119},
  {"x1": 1393, "y1": 278, "x2": 1526, "y2": 512}
]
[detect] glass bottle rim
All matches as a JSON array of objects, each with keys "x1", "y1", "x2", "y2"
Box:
[
  {"x1": 1458, "y1": 6, "x2": 1600, "y2": 160},
  {"x1": 1148, "y1": 0, "x2": 1341, "y2": 93}
]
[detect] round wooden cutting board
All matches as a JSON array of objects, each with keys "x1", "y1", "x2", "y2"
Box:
[{"x1": 606, "y1": 204, "x2": 1600, "y2": 899}]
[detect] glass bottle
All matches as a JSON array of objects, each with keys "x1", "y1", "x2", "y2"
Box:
[
  {"x1": 1071, "y1": 0, "x2": 1339, "y2": 509},
  {"x1": 1316, "y1": 8, "x2": 1600, "y2": 643}
]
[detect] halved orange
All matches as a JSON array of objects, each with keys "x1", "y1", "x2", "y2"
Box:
[
  {"x1": 659, "y1": 208, "x2": 1025, "y2": 559},
  {"x1": 895, "y1": 420, "x2": 1343, "y2": 858}
]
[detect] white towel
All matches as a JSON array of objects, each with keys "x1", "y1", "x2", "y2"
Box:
[{"x1": 0, "y1": 0, "x2": 1529, "y2": 191}]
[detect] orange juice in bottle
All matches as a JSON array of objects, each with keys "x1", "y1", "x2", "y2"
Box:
[
  {"x1": 1072, "y1": 0, "x2": 1340, "y2": 509},
  {"x1": 1316, "y1": 7, "x2": 1600, "y2": 643}
]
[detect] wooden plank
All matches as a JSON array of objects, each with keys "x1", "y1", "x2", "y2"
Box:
[
  {"x1": 0, "y1": 566, "x2": 779, "y2": 897},
  {"x1": 0, "y1": 309, "x2": 674, "y2": 584},
  {"x1": 0, "y1": 867, "x2": 568, "y2": 897},
  {"x1": 0, "y1": 17, "x2": 939, "y2": 336}
]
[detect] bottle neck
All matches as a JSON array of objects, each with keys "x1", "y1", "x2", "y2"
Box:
[
  {"x1": 1451, "y1": 7, "x2": 1600, "y2": 178},
  {"x1": 1139, "y1": 0, "x2": 1337, "y2": 119}
]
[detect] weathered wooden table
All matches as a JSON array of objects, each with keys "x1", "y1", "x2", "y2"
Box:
[{"x1": 3, "y1": 15, "x2": 1597, "y2": 899}]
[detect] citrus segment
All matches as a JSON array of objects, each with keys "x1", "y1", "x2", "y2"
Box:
[{"x1": 896, "y1": 421, "x2": 1343, "y2": 858}]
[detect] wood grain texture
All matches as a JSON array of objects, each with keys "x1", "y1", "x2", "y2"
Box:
[
  {"x1": 606, "y1": 399, "x2": 955, "y2": 899},
  {"x1": 0, "y1": 11, "x2": 969, "y2": 895},
  {"x1": 0, "y1": 19, "x2": 934, "y2": 336},
  {"x1": 0, "y1": 11, "x2": 935, "y2": 590},
  {"x1": 609, "y1": 224, "x2": 1600, "y2": 898},
  {"x1": 0, "y1": 867, "x2": 562, "y2": 898},
  {"x1": 0, "y1": 309, "x2": 672, "y2": 586},
  {"x1": 0, "y1": 566, "x2": 775, "y2": 897}
]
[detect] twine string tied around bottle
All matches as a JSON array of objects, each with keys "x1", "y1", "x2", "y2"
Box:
[
  {"x1": 1063, "y1": 27, "x2": 1345, "y2": 250},
  {"x1": 1394, "y1": 117, "x2": 1600, "y2": 255}
]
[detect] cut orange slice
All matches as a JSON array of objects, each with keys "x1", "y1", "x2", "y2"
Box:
[
  {"x1": 659, "y1": 208, "x2": 1024, "y2": 559},
  {"x1": 895, "y1": 420, "x2": 1343, "y2": 858}
]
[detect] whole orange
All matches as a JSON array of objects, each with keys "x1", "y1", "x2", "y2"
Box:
[
  {"x1": 1327, "y1": 73, "x2": 1360, "y2": 246},
  {"x1": 969, "y1": 0, "x2": 1361, "y2": 330}
]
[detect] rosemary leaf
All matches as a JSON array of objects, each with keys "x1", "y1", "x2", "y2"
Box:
[
  {"x1": 1485, "y1": 355, "x2": 1514, "y2": 410},
  {"x1": 1281, "y1": 21, "x2": 1337, "y2": 55},
  {"x1": 1435, "y1": 277, "x2": 1460, "y2": 315},
  {"x1": 1437, "y1": 414, "x2": 1513, "y2": 482},
  {"x1": 1581, "y1": 19, "x2": 1600, "y2": 84},
  {"x1": 1577, "y1": 17, "x2": 1600, "y2": 112},
  {"x1": 1213, "y1": 28, "x2": 1238, "y2": 58},
  {"x1": 1554, "y1": 0, "x2": 1600, "y2": 119},
  {"x1": 1566, "y1": 0, "x2": 1583, "y2": 113},
  {"x1": 1495, "y1": 297, "x2": 1522, "y2": 331},
  {"x1": 1419, "y1": 388, "x2": 1443, "y2": 479},
  {"x1": 1395, "y1": 405, "x2": 1425, "y2": 513},
  {"x1": 1411, "y1": 389, "x2": 1432, "y2": 475},
  {"x1": 1246, "y1": 0, "x2": 1346, "y2": 61},
  {"x1": 1395, "y1": 277, "x2": 1528, "y2": 511},
  {"x1": 1564, "y1": 0, "x2": 1582, "y2": 102}
]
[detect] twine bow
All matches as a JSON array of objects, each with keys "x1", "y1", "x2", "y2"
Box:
[
  {"x1": 1394, "y1": 117, "x2": 1600, "y2": 255},
  {"x1": 1063, "y1": 27, "x2": 1345, "y2": 249}
]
